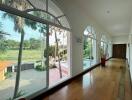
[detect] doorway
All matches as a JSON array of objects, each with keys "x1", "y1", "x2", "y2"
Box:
[{"x1": 112, "y1": 44, "x2": 126, "y2": 59}]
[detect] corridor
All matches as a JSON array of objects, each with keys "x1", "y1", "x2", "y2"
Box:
[{"x1": 43, "y1": 59, "x2": 132, "y2": 100}]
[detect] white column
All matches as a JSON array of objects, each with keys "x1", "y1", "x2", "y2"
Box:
[
  {"x1": 71, "y1": 31, "x2": 83, "y2": 76},
  {"x1": 67, "y1": 31, "x2": 72, "y2": 76}
]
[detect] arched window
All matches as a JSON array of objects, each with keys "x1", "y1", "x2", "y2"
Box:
[
  {"x1": 83, "y1": 26, "x2": 96, "y2": 70},
  {"x1": 108, "y1": 41, "x2": 112, "y2": 58},
  {"x1": 100, "y1": 35, "x2": 108, "y2": 58},
  {"x1": 0, "y1": 0, "x2": 71, "y2": 99}
]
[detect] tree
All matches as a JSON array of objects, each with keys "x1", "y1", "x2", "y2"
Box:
[
  {"x1": 29, "y1": 38, "x2": 41, "y2": 49},
  {"x1": 83, "y1": 36, "x2": 92, "y2": 59},
  {"x1": 2, "y1": 0, "x2": 32, "y2": 98},
  {"x1": 23, "y1": 40, "x2": 30, "y2": 49},
  {"x1": 0, "y1": 36, "x2": 8, "y2": 53},
  {"x1": 0, "y1": 22, "x2": 8, "y2": 54},
  {"x1": 6, "y1": 39, "x2": 19, "y2": 49},
  {"x1": 49, "y1": 27, "x2": 63, "y2": 78}
]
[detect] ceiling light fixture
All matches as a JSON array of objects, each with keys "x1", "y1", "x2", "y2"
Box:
[{"x1": 106, "y1": 10, "x2": 110, "y2": 14}]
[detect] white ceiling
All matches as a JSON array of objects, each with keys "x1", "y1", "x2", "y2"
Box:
[
  {"x1": 34, "y1": 0, "x2": 132, "y2": 36},
  {"x1": 74, "y1": 0, "x2": 132, "y2": 36}
]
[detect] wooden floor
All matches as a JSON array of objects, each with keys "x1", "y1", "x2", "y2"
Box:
[{"x1": 43, "y1": 58, "x2": 132, "y2": 100}]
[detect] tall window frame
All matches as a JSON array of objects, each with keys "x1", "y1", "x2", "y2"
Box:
[
  {"x1": 83, "y1": 26, "x2": 96, "y2": 69},
  {"x1": 0, "y1": 0, "x2": 71, "y2": 99},
  {"x1": 100, "y1": 35, "x2": 108, "y2": 58}
]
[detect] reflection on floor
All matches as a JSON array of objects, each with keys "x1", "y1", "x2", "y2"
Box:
[
  {"x1": 83, "y1": 59, "x2": 96, "y2": 70},
  {"x1": 44, "y1": 58, "x2": 132, "y2": 100}
]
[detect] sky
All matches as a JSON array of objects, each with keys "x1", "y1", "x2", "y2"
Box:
[
  {"x1": 0, "y1": 11, "x2": 41, "y2": 41},
  {"x1": 0, "y1": 10, "x2": 67, "y2": 45}
]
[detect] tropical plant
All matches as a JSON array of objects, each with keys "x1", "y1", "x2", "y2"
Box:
[
  {"x1": 83, "y1": 36, "x2": 92, "y2": 59},
  {"x1": 27, "y1": 11, "x2": 63, "y2": 78},
  {"x1": 4, "y1": 72, "x2": 12, "y2": 79},
  {"x1": 2, "y1": 0, "x2": 32, "y2": 98},
  {"x1": 0, "y1": 22, "x2": 8, "y2": 54},
  {"x1": 2, "y1": 0, "x2": 64, "y2": 97}
]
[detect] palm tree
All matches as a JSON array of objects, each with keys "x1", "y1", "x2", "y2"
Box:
[
  {"x1": 2, "y1": 0, "x2": 32, "y2": 98},
  {"x1": 0, "y1": 22, "x2": 8, "y2": 54},
  {"x1": 30, "y1": 11, "x2": 63, "y2": 78}
]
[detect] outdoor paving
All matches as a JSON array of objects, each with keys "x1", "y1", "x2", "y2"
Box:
[
  {"x1": 0, "y1": 60, "x2": 95, "y2": 100},
  {"x1": 0, "y1": 67, "x2": 69, "y2": 100},
  {"x1": 0, "y1": 60, "x2": 97, "y2": 100}
]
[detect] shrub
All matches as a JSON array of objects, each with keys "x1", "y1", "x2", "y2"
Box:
[
  {"x1": 35, "y1": 65, "x2": 45, "y2": 71},
  {"x1": 4, "y1": 72, "x2": 12, "y2": 79}
]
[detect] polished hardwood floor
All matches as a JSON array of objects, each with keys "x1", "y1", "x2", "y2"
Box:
[{"x1": 43, "y1": 59, "x2": 132, "y2": 100}]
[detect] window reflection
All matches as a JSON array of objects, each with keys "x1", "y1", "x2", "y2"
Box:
[{"x1": 83, "y1": 26, "x2": 96, "y2": 70}]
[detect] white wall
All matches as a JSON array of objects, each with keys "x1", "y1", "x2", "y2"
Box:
[
  {"x1": 53, "y1": 0, "x2": 112, "y2": 76},
  {"x1": 112, "y1": 35, "x2": 129, "y2": 44},
  {"x1": 129, "y1": 35, "x2": 132, "y2": 80},
  {"x1": 130, "y1": 44, "x2": 132, "y2": 80}
]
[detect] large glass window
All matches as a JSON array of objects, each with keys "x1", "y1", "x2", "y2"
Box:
[
  {"x1": 0, "y1": 4, "x2": 70, "y2": 100},
  {"x1": 0, "y1": 10, "x2": 48, "y2": 100},
  {"x1": 100, "y1": 35, "x2": 108, "y2": 59},
  {"x1": 0, "y1": 11, "x2": 19, "y2": 99},
  {"x1": 0, "y1": 0, "x2": 71, "y2": 99},
  {"x1": 19, "y1": 19, "x2": 48, "y2": 96},
  {"x1": 49, "y1": 26, "x2": 70, "y2": 86},
  {"x1": 108, "y1": 41, "x2": 112, "y2": 58},
  {"x1": 83, "y1": 26, "x2": 96, "y2": 70}
]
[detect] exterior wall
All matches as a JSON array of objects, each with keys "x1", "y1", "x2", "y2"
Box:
[{"x1": 0, "y1": 70, "x2": 5, "y2": 81}]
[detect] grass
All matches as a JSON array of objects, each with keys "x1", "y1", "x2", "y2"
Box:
[{"x1": 0, "y1": 50, "x2": 42, "y2": 62}]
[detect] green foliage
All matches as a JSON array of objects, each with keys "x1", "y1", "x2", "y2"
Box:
[
  {"x1": 35, "y1": 61, "x2": 45, "y2": 71},
  {"x1": 0, "y1": 23, "x2": 8, "y2": 54},
  {"x1": 4, "y1": 72, "x2": 12, "y2": 79},
  {"x1": 29, "y1": 38, "x2": 41, "y2": 49},
  {"x1": 44, "y1": 46, "x2": 55, "y2": 58},
  {"x1": 23, "y1": 40, "x2": 30, "y2": 49},
  {"x1": 83, "y1": 37, "x2": 92, "y2": 58},
  {"x1": 0, "y1": 37, "x2": 8, "y2": 53},
  {"x1": 44, "y1": 46, "x2": 67, "y2": 60},
  {"x1": 31, "y1": 11, "x2": 53, "y2": 22},
  {"x1": 6, "y1": 39, "x2": 19, "y2": 49},
  {"x1": 35, "y1": 65, "x2": 45, "y2": 71},
  {"x1": 25, "y1": 18, "x2": 37, "y2": 30},
  {"x1": 0, "y1": 50, "x2": 41, "y2": 62},
  {"x1": 2, "y1": 38, "x2": 41, "y2": 50}
]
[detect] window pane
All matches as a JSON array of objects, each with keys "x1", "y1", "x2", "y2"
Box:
[
  {"x1": 83, "y1": 36, "x2": 91, "y2": 70},
  {"x1": 0, "y1": 10, "x2": 20, "y2": 100},
  {"x1": 19, "y1": 17, "x2": 47, "y2": 97},
  {"x1": 83, "y1": 26, "x2": 96, "y2": 70},
  {"x1": 49, "y1": 25, "x2": 70, "y2": 86}
]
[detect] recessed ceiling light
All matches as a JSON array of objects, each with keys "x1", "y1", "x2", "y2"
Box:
[{"x1": 106, "y1": 10, "x2": 110, "y2": 14}]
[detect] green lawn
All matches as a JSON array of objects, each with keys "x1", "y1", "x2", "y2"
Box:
[{"x1": 0, "y1": 50, "x2": 42, "y2": 62}]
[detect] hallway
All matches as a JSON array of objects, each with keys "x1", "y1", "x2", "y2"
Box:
[{"x1": 43, "y1": 59, "x2": 132, "y2": 100}]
